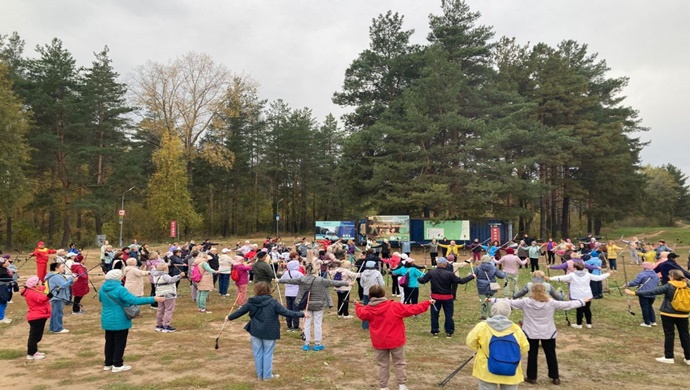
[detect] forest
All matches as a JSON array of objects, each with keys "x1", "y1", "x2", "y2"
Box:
[{"x1": 0, "y1": 0, "x2": 687, "y2": 249}]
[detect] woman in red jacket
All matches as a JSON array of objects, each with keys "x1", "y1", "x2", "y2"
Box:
[
  {"x1": 21, "y1": 276, "x2": 51, "y2": 360},
  {"x1": 70, "y1": 255, "x2": 89, "y2": 314},
  {"x1": 356, "y1": 285, "x2": 433, "y2": 390}
]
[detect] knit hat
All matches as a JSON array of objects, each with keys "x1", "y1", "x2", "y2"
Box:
[
  {"x1": 25, "y1": 276, "x2": 40, "y2": 288},
  {"x1": 37, "y1": 241, "x2": 45, "y2": 246},
  {"x1": 668, "y1": 252, "x2": 679, "y2": 260},
  {"x1": 505, "y1": 248, "x2": 514, "y2": 255},
  {"x1": 641, "y1": 262, "x2": 655, "y2": 270},
  {"x1": 105, "y1": 270, "x2": 123, "y2": 280},
  {"x1": 436, "y1": 257, "x2": 448, "y2": 265},
  {"x1": 365, "y1": 261, "x2": 376, "y2": 269},
  {"x1": 481, "y1": 255, "x2": 492, "y2": 263},
  {"x1": 491, "y1": 300, "x2": 512, "y2": 317}
]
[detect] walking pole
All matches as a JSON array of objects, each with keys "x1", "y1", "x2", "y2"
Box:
[
  {"x1": 270, "y1": 261, "x2": 284, "y2": 306},
  {"x1": 215, "y1": 294, "x2": 240, "y2": 350},
  {"x1": 621, "y1": 256, "x2": 636, "y2": 316},
  {"x1": 438, "y1": 353, "x2": 475, "y2": 386}
]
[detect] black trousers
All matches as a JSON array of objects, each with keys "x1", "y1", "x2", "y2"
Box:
[
  {"x1": 391, "y1": 275, "x2": 400, "y2": 295},
  {"x1": 526, "y1": 338, "x2": 559, "y2": 380},
  {"x1": 149, "y1": 285, "x2": 157, "y2": 308},
  {"x1": 27, "y1": 318, "x2": 47, "y2": 356},
  {"x1": 212, "y1": 272, "x2": 219, "y2": 287},
  {"x1": 547, "y1": 251, "x2": 555, "y2": 265},
  {"x1": 430, "y1": 252, "x2": 438, "y2": 266},
  {"x1": 661, "y1": 315, "x2": 690, "y2": 359},
  {"x1": 72, "y1": 296, "x2": 83, "y2": 313},
  {"x1": 104, "y1": 329, "x2": 129, "y2": 367},
  {"x1": 336, "y1": 291, "x2": 350, "y2": 316},
  {"x1": 357, "y1": 279, "x2": 364, "y2": 301},
  {"x1": 529, "y1": 258, "x2": 540, "y2": 272},
  {"x1": 576, "y1": 301, "x2": 592, "y2": 325},
  {"x1": 403, "y1": 287, "x2": 419, "y2": 304}
]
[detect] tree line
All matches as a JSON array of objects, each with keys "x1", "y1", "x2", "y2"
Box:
[{"x1": 0, "y1": 0, "x2": 687, "y2": 249}]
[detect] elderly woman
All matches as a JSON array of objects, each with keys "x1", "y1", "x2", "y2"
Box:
[
  {"x1": 123, "y1": 259, "x2": 150, "y2": 297},
  {"x1": 100, "y1": 269, "x2": 164, "y2": 372},
  {"x1": 193, "y1": 253, "x2": 217, "y2": 314}
]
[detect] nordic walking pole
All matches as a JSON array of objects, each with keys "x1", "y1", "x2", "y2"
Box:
[
  {"x1": 215, "y1": 294, "x2": 240, "y2": 350},
  {"x1": 337, "y1": 258, "x2": 367, "y2": 314},
  {"x1": 621, "y1": 255, "x2": 636, "y2": 316},
  {"x1": 465, "y1": 260, "x2": 475, "y2": 291},
  {"x1": 270, "y1": 261, "x2": 284, "y2": 306},
  {"x1": 438, "y1": 353, "x2": 475, "y2": 386}
]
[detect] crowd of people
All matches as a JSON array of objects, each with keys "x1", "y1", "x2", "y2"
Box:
[{"x1": 0, "y1": 233, "x2": 689, "y2": 389}]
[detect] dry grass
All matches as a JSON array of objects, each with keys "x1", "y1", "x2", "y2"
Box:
[{"x1": 1, "y1": 236, "x2": 690, "y2": 389}]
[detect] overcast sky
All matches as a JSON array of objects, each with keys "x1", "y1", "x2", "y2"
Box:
[{"x1": 3, "y1": 0, "x2": 688, "y2": 174}]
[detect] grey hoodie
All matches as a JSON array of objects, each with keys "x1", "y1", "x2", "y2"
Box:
[
  {"x1": 151, "y1": 270, "x2": 182, "y2": 299},
  {"x1": 361, "y1": 269, "x2": 385, "y2": 296},
  {"x1": 486, "y1": 315, "x2": 514, "y2": 332}
]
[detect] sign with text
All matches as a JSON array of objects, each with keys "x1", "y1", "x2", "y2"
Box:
[
  {"x1": 423, "y1": 220, "x2": 470, "y2": 240},
  {"x1": 490, "y1": 225, "x2": 501, "y2": 244},
  {"x1": 118, "y1": 209, "x2": 125, "y2": 216},
  {"x1": 170, "y1": 220, "x2": 177, "y2": 238},
  {"x1": 315, "y1": 221, "x2": 355, "y2": 240},
  {"x1": 366, "y1": 215, "x2": 410, "y2": 242}
]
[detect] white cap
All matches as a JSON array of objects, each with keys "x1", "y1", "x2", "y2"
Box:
[
  {"x1": 66, "y1": 252, "x2": 77, "y2": 258},
  {"x1": 221, "y1": 248, "x2": 230, "y2": 254}
]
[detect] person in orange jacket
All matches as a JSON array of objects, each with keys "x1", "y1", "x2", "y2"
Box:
[{"x1": 29, "y1": 241, "x2": 56, "y2": 282}]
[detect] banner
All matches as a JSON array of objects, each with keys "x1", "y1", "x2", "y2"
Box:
[
  {"x1": 423, "y1": 220, "x2": 470, "y2": 240},
  {"x1": 315, "y1": 221, "x2": 355, "y2": 240},
  {"x1": 490, "y1": 225, "x2": 501, "y2": 243},
  {"x1": 170, "y1": 220, "x2": 177, "y2": 238},
  {"x1": 366, "y1": 215, "x2": 410, "y2": 241}
]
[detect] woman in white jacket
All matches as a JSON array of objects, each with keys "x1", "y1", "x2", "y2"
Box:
[
  {"x1": 548, "y1": 262, "x2": 610, "y2": 329},
  {"x1": 491, "y1": 284, "x2": 587, "y2": 385}
]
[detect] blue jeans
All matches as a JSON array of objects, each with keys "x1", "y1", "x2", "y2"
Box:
[
  {"x1": 430, "y1": 299, "x2": 455, "y2": 335},
  {"x1": 250, "y1": 336, "x2": 276, "y2": 379},
  {"x1": 639, "y1": 296, "x2": 656, "y2": 325},
  {"x1": 285, "y1": 296, "x2": 299, "y2": 328},
  {"x1": 362, "y1": 295, "x2": 370, "y2": 330},
  {"x1": 218, "y1": 274, "x2": 230, "y2": 295},
  {"x1": 0, "y1": 302, "x2": 6, "y2": 319},
  {"x1": 50, "y1": 300, "x2": 65, "y2": 332}
]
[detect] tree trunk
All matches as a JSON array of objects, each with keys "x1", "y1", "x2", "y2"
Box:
[
  {"x1": 95, "y1": 213, "x2": 103, "y2": 235},
  {"x1": 6, "y1": 214, "x2": 12, "y2": 252},
  {"x1": 561, "y1": 196, "x2": 570, "y2": 239},
  {"x1": 594, "y1": 218, "x2": 602, "y2": 236},
  {"x1": 48, "y1": 210, "x2": 56, "y2": 243}
]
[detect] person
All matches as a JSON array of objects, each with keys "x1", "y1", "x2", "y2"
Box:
[
  {"x1": 474, "y1": 255, "x2": 506, "y2": 320},
  {"x1": 417, "y1": 257, "x2": 475, "y2": 337},
  {"x1": 466, "y1": 300, "x2": 529, "y2": 390},
  {"x1": 401, "y1": 238, "x2": 411, "y2": 257},
  {"x1": 146, "y1": 252, "x2": 162, "y2": 308},
  {"x1": 495, "y1": 248, "x2": 527, "y2": 298},
  {"x1": 252, "y1": 251, "x2": 274, "y2": 284},
  {"x1": 516, "y1": 240, "x2": 529, "y2": 268},
  {"x1": 228, "y1": 282, "x2": 307, "y2": 381},
  {"x1": 232, "y1": 256, "x2": 252, "y2": 306},
  {"x1": 278, "y1": 273, "x2": 351, "y2": 351},
  {"x1": 439, "y1": 240, "x2": 463, "y2": 260},
  {"x1": 168, "y1": 248, "x2": 186, "y2": 287},
  {"x1": 548, "y1": 262, "x2": 610, "y2": 328},
  {"x1": 584, "y1": 251, "x2": 604, "y2": 299},
  {"x1": 527, "y1": 241, "x2": 543, "y2": 272},
  {"x1": 392, "y1": 258, "x2": 424, "y2": 305},
  {"x1": 491, "y1": 284, "x2": 586, "y2": 385},
  {"x1": 626, "y1": 269, "x2": 690, "y2": 364},
  {"x1": 545, "y1": 238, "x2": 556, "y2": 265},
  {"x1": 655, "y1": 240, "x2": 672, "y2": 259},
  {"x1": 625, "y1": 262, "x2": 661, "y2": 327},
  {"x1": 469, "y1": 239, "x2": 484, "y2": 263},
  {"x1": 360, "y1": 260, "x2": 385, "y2": 330},
  {"x1": 45, "y1": 262, "x2": 76, "y2": 333},
  {"x1": 425, "y1": 238, "x2": 440, "y2": 266},
  {"x1": 329, "y1": 259, "x2": 360, "y2": 319},
  {"x1": 29, "y1": 241, "x2": 56, "y2": 282},
  {"x1": 100, "y1": 269, "x2": 165, "y2": 372},
  {"x1": 70, "y1": 255, "x2": 89, "y2": 314},
  {"x1": 621, "y1": 237, "x2": 641, "y2": 265},
  {"x1": 281, "y1": 256, "x2": 304, "y2": 331},
  {"x1": 606, "y1": 241, "x2": 623, "y2": 271},
  {"x1": 217, "y1": 248, "x2": 233, "y2": 296},
  {"x1": 356, "y1": 285, "x2": 432, "y2": 390},
  {"x1": 123, "y1": 259, "x2": 150, "y2": 297},
  {"x1": 152, "y1": 263, "x2": 184, "y2": 333},
  {"x1": 654, "y1": 253, "x2": 690, "y2": 285},
  {"x1": 21, "y1": 276, "x2": 51, "y2": 360},
  {"x1": 512, "y1": 271, "x2": 563, "y2": 300},
  {"x1": 0, "y1": 257, "x2": 18, "y2": 324},
  {"x1": 207, "y1": 247, "x2": 220, "y2": 288},
  {"x1": 382, "y1": 252, "x2": 402, "y2": 296},
  {"x1": 193, "y1": 253, "x2": 217, "y2": 314}
]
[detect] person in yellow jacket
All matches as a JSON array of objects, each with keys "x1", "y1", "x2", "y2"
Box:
[
  {"x1": 438, "y1": 240, "x2": 464, "y2": 259},
  {"x1": 466, "y1": 300, "x2": 529, "y2": 389},
  {"x1": 606, "y1": 241, "x2": 623, "y2": 271}
]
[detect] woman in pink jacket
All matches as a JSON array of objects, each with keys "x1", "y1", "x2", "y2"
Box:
[{"x1": 232, "y1": 256, "x2": 252, "y2": 306}]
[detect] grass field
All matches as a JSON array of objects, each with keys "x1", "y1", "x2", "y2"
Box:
[{"x1": 1, "y1": 229, "x2": 690, "y2": 389}]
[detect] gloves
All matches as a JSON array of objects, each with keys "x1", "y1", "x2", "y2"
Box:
[{"x1": 47, "y1": 293, "x2": 54, "y2": 299}]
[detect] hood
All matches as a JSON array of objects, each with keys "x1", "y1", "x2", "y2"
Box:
[
  {"x1": 487, "y1": 315, "x2": 514, "y2": 332},
  {"x1": 362, "y1": 269, "x2": 380, "y2": 277},
  {"x1": 573, "y1": 270, "x2": 588, "y2": 278},
  {"x1": 247, "y1": 294, "x2": 274, "y2": 308},
  {"x1": 101, "y1": 279, "x2": 123, "y2": 293},
  {"x1": 368, "y1": 297, "x2": 387, "y2": 307},
  {"x1": 669, "y1": 280, "x2": 688, "y2": 289},
  {"x1": 531, "y1": 277, "x2": 545, "y2": 284},
  {"x1": 150, "y1": 269, "x2": 167, "y2": 278},
  {"x1": 287, "y1": 260, "x2": 300, "y2": 271}
]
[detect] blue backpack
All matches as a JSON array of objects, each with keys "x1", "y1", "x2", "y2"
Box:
[{"x1": 485, "y1": 333, "x2": 521, "y2": 376}]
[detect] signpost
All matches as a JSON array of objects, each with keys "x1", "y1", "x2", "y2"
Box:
[{"x1": 170, "y1": 221, "x2": 177, "y2": 238}]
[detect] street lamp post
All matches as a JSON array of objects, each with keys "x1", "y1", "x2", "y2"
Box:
[
  {"x1": 119, "y1": 186, "x2": 135, "y2": 247},
  {"x1": 276, "y1": 198, "x2": 284, "y2": 239}
]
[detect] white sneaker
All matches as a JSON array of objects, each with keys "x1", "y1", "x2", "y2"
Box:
[
  {"x1": 684, "y1": 359, "x2": 690, "y2": 366},
  {"x1": 0, "y1": 318, "x2": 12, "y2": 324},
  {"x1": 570, "y1": 324, "x2": 582, "y2": 329},
  {"x1": 640, "y1": 323, "x2": 652, "y2": 328},
  {"x1": 655, "y1": 357, "x2": 674, "y2": 364},
  {"x1": 103, "y1": 366, "x2": 113, "y2": 371},
  {"x1": 27, "y1": 353, "x2": 45, "y2": 360},
  {"x1": 399, "y1": 385, "x2": 409, "y2": 390},
  {"x1": 342, "y1": 315, "x2": 354, "y2": 319},
  {"x1": 380, "y1": 388, "x2": 390, "y2": 390},
  {"x1": 651, "y1": 322, "x2": 658, "y2": 326},
  {"x1": 111, "y1": 365, "x2": 132, "y2": 372},
  {"x1": 585, "y1": 324, "x2": 592, "y2": 329},
  {"x1": 52, "y1": 329, "x2": 69, "y2": 334},
  {"x1": 34, "y1": 352, "x2": 45, "y2": 357}
]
